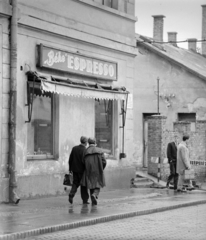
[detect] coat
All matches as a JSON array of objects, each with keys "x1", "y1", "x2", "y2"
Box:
[
  {"x1": 69, "y1": 144, "x2": 86, "y2": 173},
  {"x1": 81, "y1": 145, "x2": 107, "y2": 189},
  {"x1": 167, "y1": 142, "x2": 177, "y2": 163},
  {"x1": 176, "y1": 141, "x2": 191, "y2": 175}
]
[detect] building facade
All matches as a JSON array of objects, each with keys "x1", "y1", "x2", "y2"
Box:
[
  {"x1": 134, "y1": 9, "x2": 206, "y2": 178},
  {"x1": 0, "y1": 0, "x2": 137, "y2": 202}
]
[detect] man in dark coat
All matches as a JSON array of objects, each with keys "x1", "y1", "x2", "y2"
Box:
[
  {"x1": 166, "y1": 134, "x2": 179, "y2": 190},
  {"x1": 81, "y1": 138, "x2": 107, "y2": 206},
  {"x1": 68, "y1": 136, "x2": 89, "y2": 204}
]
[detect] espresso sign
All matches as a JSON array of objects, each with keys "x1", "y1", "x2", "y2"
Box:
[{"x1": 39, "y1": 45, "x2": 117, "y2": 80}]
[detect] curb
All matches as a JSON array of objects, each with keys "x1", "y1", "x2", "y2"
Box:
[{"x1": 1, "y1": 200, "x2": 206, "y2": 240}]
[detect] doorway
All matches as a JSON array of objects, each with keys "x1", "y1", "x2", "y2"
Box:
[{"x1": 143, "y1": 113, "x2": 157, "y2": 168}]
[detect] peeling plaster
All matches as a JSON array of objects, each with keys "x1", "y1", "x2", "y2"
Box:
[{"x1": 187, "y1": 98, "x2": 206, "y2": 119}]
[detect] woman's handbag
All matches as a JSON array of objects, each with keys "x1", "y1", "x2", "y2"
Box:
[
  {"x1": 183, "y1": 169, "x2": 195, "y2": 180},
  {"x1": 63, "y1": 173, "x2": 73, "y2": 186}
]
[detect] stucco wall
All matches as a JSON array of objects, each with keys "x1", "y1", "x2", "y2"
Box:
[
  {"x1": 18, "y1": 0, "x2": 136, "y2": 46},
  {"x1": 134, "y1": 45, "x2": 206, "y2": 167}
]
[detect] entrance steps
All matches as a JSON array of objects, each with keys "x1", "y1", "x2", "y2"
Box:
[{"x1": 130, "y1": 169, "x2": 167, "y2": 189}]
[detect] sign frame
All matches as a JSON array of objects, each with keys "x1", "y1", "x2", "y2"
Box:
[{"x1": 38, "y1": 44, "x2": 118, "y2": 81}]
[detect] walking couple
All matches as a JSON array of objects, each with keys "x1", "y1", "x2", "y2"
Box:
[
  {"x1": 68, "y1": 136, "x2": 107, "y2": 205},
  {"x1": 166, "y1": 134, "x2": 194, "y2": 192}
]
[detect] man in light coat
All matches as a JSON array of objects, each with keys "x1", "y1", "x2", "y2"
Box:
[
  {"x1": 81, "y1": 137, "x2": 107, "y2": 205},
  {"x1": 176, "y1": 135, "x2": 194, "y2": 192}
]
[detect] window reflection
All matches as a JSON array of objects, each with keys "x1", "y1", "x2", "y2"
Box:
[
  {"x1": 27, "y1": 90, "x2": 53, "y2": 157},
  {"x1": 95, "y1": 99, "x2": 113, "y2": 154}
]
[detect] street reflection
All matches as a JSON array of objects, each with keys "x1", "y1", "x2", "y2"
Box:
[
  {"x1": 80, "y1": 204, "x2": 89, "y2": 214},
  {"x1": 68, "y1": 205, "x2": 74, "y2": 214},
  {"x1": 90, "y1": 205, "x2": 98, "y2": 214}
]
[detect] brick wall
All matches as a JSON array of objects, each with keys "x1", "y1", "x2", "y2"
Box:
[
  {"x1": 153, "y1": 15, "x2": 165, "y2": 42},
  {"x1": 147, "y1": 116, "x2": 206, "y2": 183}
]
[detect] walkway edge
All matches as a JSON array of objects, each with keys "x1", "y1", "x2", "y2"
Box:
[{"x1": 1, "y1": 200, "x2": 206, "y2": 240}]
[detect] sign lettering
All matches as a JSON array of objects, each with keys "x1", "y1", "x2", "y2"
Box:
[{"x1": 39, "y1": 45, "x2": 117, "y2": 80}]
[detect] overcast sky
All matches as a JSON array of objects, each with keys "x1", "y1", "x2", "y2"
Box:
[{"x1": 135, "y1": 0, "x2": 205, "y2": 50}]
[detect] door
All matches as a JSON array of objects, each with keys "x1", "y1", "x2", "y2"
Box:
[{"x1": 143, "y1": 119, "x2": 148, "y2": 168}]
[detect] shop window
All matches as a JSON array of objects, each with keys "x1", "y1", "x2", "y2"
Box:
[
  {"x1": 27, "y1": 85, "x2": 56, "y2": 160},
  {"x1": 178, "y1": 113, "x2": 196, "y2": 122},
  {"x1": 95, "y1": 99, "x2": 113, "y2": 155}
]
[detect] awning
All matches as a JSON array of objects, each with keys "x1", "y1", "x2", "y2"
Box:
[{"x1": 27, "y1": 71, "x2": 129, "y2": 101}]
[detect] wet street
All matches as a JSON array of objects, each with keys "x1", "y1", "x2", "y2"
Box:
[{"x1": 23, "y1": 203, "x2": 206, "y2": 240}]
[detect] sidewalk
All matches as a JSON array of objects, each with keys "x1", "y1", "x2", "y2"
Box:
[{"x1": 0, "y1": 187, "x2": 206, "y2": 240}]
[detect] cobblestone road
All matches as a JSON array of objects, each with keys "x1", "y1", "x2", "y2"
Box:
[{"x1": 26, "y1": 204, "x2": 206, "y2": 240}]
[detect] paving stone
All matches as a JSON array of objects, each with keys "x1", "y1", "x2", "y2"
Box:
[{"x1": 24, "y1": 204, "x2": 206, "y2": 240}]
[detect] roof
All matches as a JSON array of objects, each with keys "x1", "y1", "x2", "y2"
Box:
[{"x1": 135, "y1": 33, "x2": 206, "y2": 82}]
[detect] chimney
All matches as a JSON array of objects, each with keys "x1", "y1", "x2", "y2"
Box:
[
  {"x1": 188, "y1": 38, "x2": 197, "y2": 52},
  {"x1": 202, "y1": 5, "x2": 206, "y2": 56},
  {"x1": 168, "y1": 32, "x2": 177, "y2": 46},
  {"x1": 152, "y1": 15, "x2": 165, "y2": 42}
]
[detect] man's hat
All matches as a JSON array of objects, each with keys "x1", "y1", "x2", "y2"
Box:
[
  {"x1": 88, "y1": 137, "x2": 96, "y2": 144},
  {"x1": 80, "y1": 136, "x2": 88, "y2": 144}
]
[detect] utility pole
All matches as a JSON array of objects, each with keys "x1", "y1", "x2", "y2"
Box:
[
  {"x1": 8, "y1": 0, "x2": 20, "y2": 204},
  {"x1": 157, "y1": 77, "x2": 160, "y2": 115}
]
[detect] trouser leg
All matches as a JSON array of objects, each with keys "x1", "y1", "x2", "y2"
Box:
[
  {"x1": 69, "y1": 172, "x2": 80, "y2": 197},
  {"x1": 93, "y1": 188, "x2": 100, "y2": 199},
  {"x1": 167, "y1": 162, "x2": 176, "y2": 186},
  {"x1": 90, "y1": 188, "x2": 100, "y2": 205},
  {"x1": 80, "y1": 186, "x2": 89, "y2": 203},
  {"x1": 188, "y1": 180, "x2": 194, "y2": 188},
  {"x1": 177, "y1": 173, "x2": 184, "y2": 189},
  {"x1": 173, "y1": 173, "x2": 178, "y2": 190}
]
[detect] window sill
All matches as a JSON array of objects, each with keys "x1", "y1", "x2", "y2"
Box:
[
  {"x1": 27, "y1": 154, "x2": 56, "y2": 161},
  {"x1": 74, "y1": 0, "x2": 137, "y2": 22}
]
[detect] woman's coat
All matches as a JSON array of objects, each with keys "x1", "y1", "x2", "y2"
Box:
[
  {"x1": 81, "y1": 145, "x2": 106, "y2": 189},
  {"x1": 176, "y1": 141, "x2": 191, "y2": 175}
]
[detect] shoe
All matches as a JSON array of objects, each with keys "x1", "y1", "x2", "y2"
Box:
[
  {"x1": 166, "y1": 182, "x2": 170, "y2": 189},
  {"x1": 176, "y1": 188, "x2": 187, "y2": 193},
  {"x1": 187, "y1": 186, "x2": 195, "y2": 191},
  {"x1": 68, "y1": 195, "x2": 73, "y2": 204},
  {"x1": 15, "y1": 199, "x2": 20, "y2": 205},
  {"x1": 91, "y1": 195, "x2": 97, "y2": 205},
  {"x1": 83, "y1": 201, "x2": 90, "y2": 204}
]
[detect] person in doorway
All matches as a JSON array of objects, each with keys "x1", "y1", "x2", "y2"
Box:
[
  {"x1": 68, "y1": 136, "x2": 89, "y2": 204},
  {"x1": 81, "y1": 138, "x2": 107, "y2": 206},
  {"x1": 166, "y1": 134, "x2": 179, "y2": 190},
  {"x1": 176, "y1": 135, "x2": 194, "y2": 192}
]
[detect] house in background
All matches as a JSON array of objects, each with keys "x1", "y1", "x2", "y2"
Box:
[
  {"x1": 134, "y1": 5, "x2": 206, "y2": 174},
  {"x1": 0, "y1": 0, "x2": 137, "y2": 202}
]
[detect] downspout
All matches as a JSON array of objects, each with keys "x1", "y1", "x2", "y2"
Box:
[{"x1": 8, "y1": 0, "x2": 20, "y2": 204}]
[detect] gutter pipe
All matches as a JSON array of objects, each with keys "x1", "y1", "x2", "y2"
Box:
[{"x1": 8, "y1": 0, "x2": 20, "y2": 204}]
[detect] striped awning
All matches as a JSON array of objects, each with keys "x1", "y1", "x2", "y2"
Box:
[{"x1": 27, "y1": 71, "x2": 129, "y2": 101}]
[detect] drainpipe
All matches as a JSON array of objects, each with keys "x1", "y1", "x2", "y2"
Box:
[{"x1": 8, "y1": 0, "x2": 20, "y2": 204}]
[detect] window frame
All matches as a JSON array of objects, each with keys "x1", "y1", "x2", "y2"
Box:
[
  {"x1": 26, "y1": 82, "x2": 59, "y2": 161},
  {"x1": 95, "y1": 99, "x2": 118, "y2": 159}
]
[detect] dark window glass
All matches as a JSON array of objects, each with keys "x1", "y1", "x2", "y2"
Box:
[
  {"x1": 178, "y1": 113, "x2": 196, "y2": 122},
  {"x1": 95, "y1": 99, "x2": 113, "y2": 154},
  {"x1": 27, "y1": 87, "x2": 53, "y2": 158}
]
